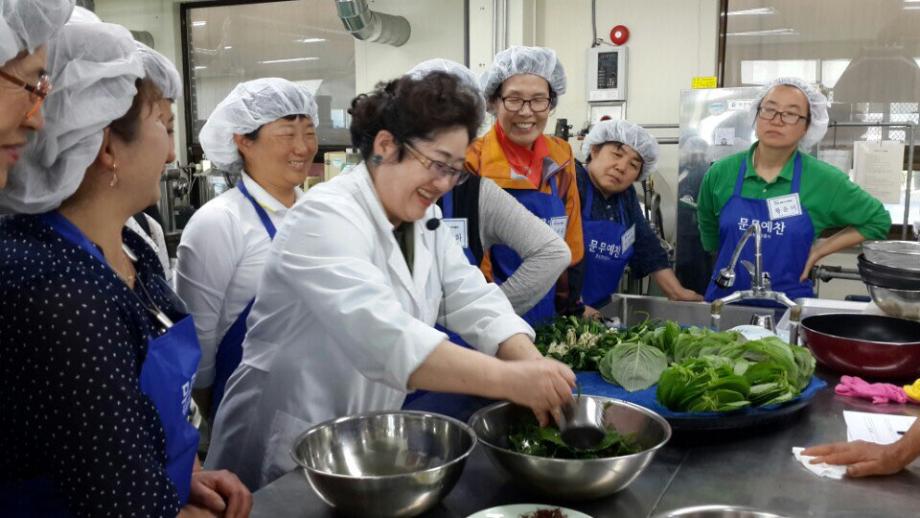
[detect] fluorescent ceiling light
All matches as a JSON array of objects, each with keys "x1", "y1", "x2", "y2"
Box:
[
  {"x1": 259, "y1": 57, "x2": 320, "y2": 64},
  {"x1": 296, "y1": 38, "x2": 326, "y2": 44},
  {"x1": 223, "y1": 46, "x2": 233, "y2": 50},
  {"x1": 727, "y1": 7, "x2": 776, "y2": 16},
  {"x1": 194, "y1": 65, "x2": 207, "y2": 70},
  {"x1": 727, "y1": 28, "x2": 798, "y2": 37},
  {"x1": 192, "y1": 20, "x2": 207, "y2": 27}
]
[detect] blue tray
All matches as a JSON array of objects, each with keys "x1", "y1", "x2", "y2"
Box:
[{"x1": 576, "y1": 371, "x2": 828, "y2": 431}]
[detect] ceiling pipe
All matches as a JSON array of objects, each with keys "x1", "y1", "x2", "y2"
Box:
[{"x1": 335, "y1": 0, "x2": 410, "y2": 47}]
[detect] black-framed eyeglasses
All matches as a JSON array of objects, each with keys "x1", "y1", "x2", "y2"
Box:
[
  {"x1": 0, "y1": 69, "x2": 52, "y2": 119},
  {"x1": 500, "y1": 95, "x2": 552, "y2": 113},
  {"x1": 757, "y1": 106, "x2": 808, "y2": 125},
  {"x1": 403, "y1": 142, "x2": 470, "y2": 185}
]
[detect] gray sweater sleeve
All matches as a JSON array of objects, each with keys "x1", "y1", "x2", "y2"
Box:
[{"x1": 478, "y1": 177, "x2": 571, "y2": 315}]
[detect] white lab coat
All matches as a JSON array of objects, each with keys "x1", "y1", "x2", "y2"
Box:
[
  {"x1": 174, "y1": 172, "x2": 302, "y2": 387},
  {"x1": 125, "y1": 213, "x2": 171, "y2": 282},
  {"x1": 204, "y1": 163, "x2": 533, "y2": 490}
]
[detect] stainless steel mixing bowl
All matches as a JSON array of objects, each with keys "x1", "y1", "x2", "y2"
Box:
[
  {"x1": 469, "y1": 397, "x2": 671, "y2": 500},
  {"x1": 867, "y1": 284, "x2": 920, "y2": 321},
  {"x1": 291, "y1": 410, "x2": 476, "y2": 517}
]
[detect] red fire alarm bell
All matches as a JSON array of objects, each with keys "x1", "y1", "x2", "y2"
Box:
[{"x1": 609, "y1": 25, "x2": 629, "y2": 46}]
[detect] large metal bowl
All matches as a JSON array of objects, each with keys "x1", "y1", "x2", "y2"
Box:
[
  {"x1": 469, "y1": 397, "x2": 671, "y2": 500},
  {"x1": 867, "y1": 284, "x2": 920, "y2": 321},
  {"x1": 291, "y1": 410, "x2": 475, "y2": 517},
  {"x1": 652, "y1": 505, "x2": 793, "y2": 518},
  {"x1": 863, "y1": 240, "x2": 920, "y2": 272}
]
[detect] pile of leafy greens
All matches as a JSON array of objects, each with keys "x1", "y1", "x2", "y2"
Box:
[
  {"x1": 657, "y1": 336, "x2": 816, "y2": 412},
  {"x1": 534, "y1": 315, "x2": 623, "y2": 371},
  {"x1": 507, "y1": 422, "x2": 642, "y2": 459},
  {"x1": 534, "y1": 317, "x2": 816, "y2": 413}
]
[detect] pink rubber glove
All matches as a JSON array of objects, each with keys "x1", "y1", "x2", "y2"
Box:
[{"x1": 835, "y1": 375, "x2": 909, "y2": 405}]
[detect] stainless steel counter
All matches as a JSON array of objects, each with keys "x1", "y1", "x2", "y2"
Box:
[{"x1": 250, "y1": 371, "x2": 920, "y2": 518}]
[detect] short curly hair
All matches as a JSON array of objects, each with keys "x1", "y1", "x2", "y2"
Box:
[{"x1": 349, "y1": 71, "x2": 483, "y2": 162}]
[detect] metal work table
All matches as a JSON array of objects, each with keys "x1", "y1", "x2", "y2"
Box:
[{"x1": 251, "y1": 371, "x2": 920, "y2": 518}]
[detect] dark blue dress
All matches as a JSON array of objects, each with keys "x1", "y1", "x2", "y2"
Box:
[{"x1": 0, "y1": 214, "x2": 185, "y2": 517}]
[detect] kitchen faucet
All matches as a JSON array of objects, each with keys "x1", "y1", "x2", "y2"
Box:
[{"x1": 708, "y1": 222, "x2": 802, "y2": 345}]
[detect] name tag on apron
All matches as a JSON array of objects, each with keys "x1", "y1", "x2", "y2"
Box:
[
  {"x1": 767, "y1": 193, "x2": 802, "y2": 220},
  {"x1": 443, "y1": 218, "x2": 469, "y2": 248},
  {"x1": 548, "y1": 216, "x2": 568, "y2": 240},
  {"x1": 621, "y1": 224, "x2": 636, "y2": 252}
]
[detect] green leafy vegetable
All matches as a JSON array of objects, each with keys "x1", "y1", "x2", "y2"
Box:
[
  {"x1": 598, "y1": 342, "x2": 668, "y2": 392},
  {"x1": 534, "y1": 316, "x2": 817, "y2": 413},
  {"x1": 507, "y1": 423, "x2": 642, "y2": 459}
]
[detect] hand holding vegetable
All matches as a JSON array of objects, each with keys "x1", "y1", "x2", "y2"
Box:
[{"x1": 500, "y1": 358, "x2": 576, "y2": 427}]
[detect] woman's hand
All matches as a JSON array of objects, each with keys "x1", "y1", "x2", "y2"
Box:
[
  {"x1": 178, "y1": 504, "x2": 220, "y2": 518},
  {"x1": 652, "y1": 269, "x2": 703, "y2": 302},
  {"x1": 500, "y1": 358, "x2": 576, "y2": 427},
  {"x1": 802, "y1": 440, "x2": 911, "y2": 477},
  {"x1": 668, "y1": 287, "x2": 704, "y2": 302},
  {"x1": 799, "y1": 227, "x2": 866, "y2": 282},
  {"x1": 799, "y1": 248, "x2": 823, "y2": 282},
  {"x1": 188, "y1": 469, "x2": 253, "y2": 518},
  {"x1": 582, "y1": 306, "x2": 602, "y2": 319}
]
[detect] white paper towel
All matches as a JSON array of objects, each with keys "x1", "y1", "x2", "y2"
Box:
[{"x1": 792, "y1": 447, "x2": 847, "y2": 480}]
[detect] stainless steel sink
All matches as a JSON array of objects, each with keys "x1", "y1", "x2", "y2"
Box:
[{"x1": 598, "y1": 294, "x2": 787, "y2": 329}]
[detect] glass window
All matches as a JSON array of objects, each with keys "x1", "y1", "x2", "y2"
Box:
[{"x1": 184, "y1": 0, "x2": 355, "y2": 160}]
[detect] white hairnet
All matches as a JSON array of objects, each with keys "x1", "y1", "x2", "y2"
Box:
[
  {"x1": 408, "y1": 58, "x2": 481, "y2": 95},
  {"x1": 137, "y1": 42, "x2": 182, "y2": 100},
  {"x1": 0, "y1": 0, "x2": 75, "y2": 64},
  {"x1": 0, "y1": 21, "x2": 144, "y2": 214},
  {"x1": 583, "y1": 119, "x2": 659, "y2": 181},
  {"x1": 407, "y1": 58, "x2": 485, "y2": 119},
  {"x1": 67, "y1": 5, "x2": 101, "y2": 24},
  {"x1": 752, "y1": 77, "x2": 829, "y2": 150},
  {"x1": 198, "y1": 77, "x2": 318, "y2": 173},
  {"x1": 480, "y1": 45, "x2": 566, "y2": 105}
]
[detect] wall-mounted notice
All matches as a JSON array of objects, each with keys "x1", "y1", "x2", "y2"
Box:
[{"x1": 853, "y1": 140, "x2": 904, "y2": 204}]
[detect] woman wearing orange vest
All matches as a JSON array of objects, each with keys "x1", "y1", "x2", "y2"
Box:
[{"x1": 466, "y1": 46, "x2": 584, "y2": 326}]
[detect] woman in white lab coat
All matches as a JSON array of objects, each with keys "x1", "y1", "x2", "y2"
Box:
[
  {"x1": 175, "y1": 78, "x2": 317, "y2": 422},
  {"x1": 205, "y1": 71, "x2": 576, "y2": 491}
]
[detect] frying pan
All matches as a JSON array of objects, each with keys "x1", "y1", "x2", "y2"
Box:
[{"x1": 800, "y1": 313, "x2": 920, "y2": 379}]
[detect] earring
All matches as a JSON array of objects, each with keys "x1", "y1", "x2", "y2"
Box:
[
  {"x1": 370, "y1": 154, "x2": 383, "y2": 165},
  {"x1": 109, "y1": 162, "x2": 119, "y2": 188}
]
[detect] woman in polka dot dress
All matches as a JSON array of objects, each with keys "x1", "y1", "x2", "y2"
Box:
[{"x1": 0, "y1": 21, "x2": 250, "y2": 518}]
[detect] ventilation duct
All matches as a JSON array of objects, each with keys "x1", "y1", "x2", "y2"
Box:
[{"x1": 335, "y1": 0, "x2": 410, "y2": 47}]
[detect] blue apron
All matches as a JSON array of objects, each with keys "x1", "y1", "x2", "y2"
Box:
[
  {"x1": 705, "y1": 153, "x2": 815, "y2": 302},
  {"x1": 210, "y1": 179, "x2": 277, "y2": 419},
  {"x1": 580, "y1": 178, "x2": 635, "y2": 308},
  {"x1": 403, "y1": 190, "x2": 478, "y2": 413},
  {"x1": 440, "y1": 190, "x2": 477, "y2": 264},
  {"x1": 490, "y1": 175, "x2": 567, "y2": 326},
  {"x1": 5, "y1": 211, "x2": 201, "y2": 515}
]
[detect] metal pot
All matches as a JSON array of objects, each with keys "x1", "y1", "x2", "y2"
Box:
[{"x1": 800, "y1": 313, "x2": 920, "y2": 379}]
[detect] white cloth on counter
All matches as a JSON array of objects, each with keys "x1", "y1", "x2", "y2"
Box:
[
  {"x1": 792, "y1": 447, "x2": 847, "y2": 480},
  {"x1": 204, "y1": 162, "x2": 533, "y2": 491},
  {"x1": 174, "y1": 171, "x2": 302, "y2": 387},
  {"x1": 125, "y1": 213, "x2": 172, "y2": 282}
]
